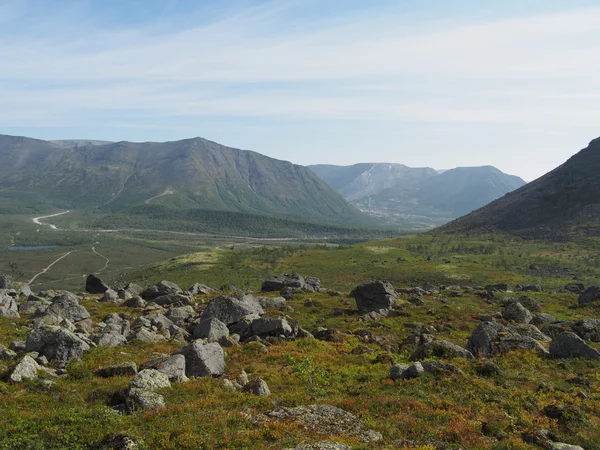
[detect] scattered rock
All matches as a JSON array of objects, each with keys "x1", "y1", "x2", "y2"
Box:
[
  {"x1": 99, "y1": 434, "x2": 140, "y2": 450},
  {"x1": 262, "y1": 273, "x2": 305, "y2": 292},
  {"x1": 467, "y1": 321, "x2": 548, "y2": 357},
  {"x1": 141, "y1": 280, "x2": 182, "y2": 300},
  {"x1": 351, "y1": 281, "x2": 397, "y2": 314},
  {"x1": 188, "y1": 283, "x2": 218, "y2": 295},
  {"x1": 242, "y1": 378, "x2": 271, "y2": 396},
  {"x1": 44, "y1": 293, "x2": 90, "y2": 323},
  {"x1": 122, "y1": 296, "x2": 146, "y2": 308},
  {"x1": 9, "y1": 355, "x2": 40, "y2": 383},
  {"x1": 502, "y1": 302, "x2": 532, "y2": 324},
  {"x1": 578, "y1": 286, "x2": 600, "y2": 305},
  {"x1": 549, "y1": 332, "x2": 600, "y2": 360},
  {"x1": 26, "y1": 326, "x2": 90, "y2": 367},
  {"x1": 201, "y1": 294, "x2": 264, "y2": 326},
  {"x1": 174, "y1": 341, "x2": 225, "y2": 377},
  {"x1": 86, "y1": 274, "x2": 110, "y2": 294},
  {"x1": 193, "y1": 317, "x2": 230, "y2": 343},
  {"x1": 252, "y1": 317, "x2": 293, "y2": 337},
  {"x1": 126, "y1": 388, "x2": 165, "y2": 410},
  {"x1": 141, "y1": 354, "x2": 188, "y2": 383},
  {"x1": 409, "y1": 340, "x2": 474, "y2": 361},
  {"x1": 129, "y1": 369, "x2": 171, "y2": 391},
  {"x1": 102, "y1": 289, "x2": 120, "y2": 303},
  {"x1": 0, "y1": 294, "x2": 19, "y2": 318},
  {"x1": 96, "y1": 362, "x2": 138, "y2": 378},
  {"x1": 531, "y1": 313, "x2": 558, "y2": 326}
]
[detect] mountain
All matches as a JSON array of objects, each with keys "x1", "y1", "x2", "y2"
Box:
[
  {"x1": 438, "y1": 137, "x2": 600, "y2": 239},
  {"x1": 0, "y1": 134, "x2": 372, "y2": 227},
  {"x1": 309, "y1": 163, "x2": 525, "y2": 223}
]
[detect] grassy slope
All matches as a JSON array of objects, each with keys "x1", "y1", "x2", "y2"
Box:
[{"x1": 1, "y1": 233, "x2": 600, "y2": 449}]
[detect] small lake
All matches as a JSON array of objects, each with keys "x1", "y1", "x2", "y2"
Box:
[{"x1": 8, "y1": 245, "x2": 59, "y2": 251}]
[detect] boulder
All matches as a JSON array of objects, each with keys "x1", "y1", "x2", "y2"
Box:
[
  {"x1": 102, "y1": 289, "x2": 119, "y2": 303},
  {"x1": 531, "y1": 313, "x2": 557, "y2": 326},
  {"x1": 549, "y1": 332, "x2": 600, "y2": 360},
  {"x1": 351, "y1": 281, "x2": 397, "y2": 314},
  {"x1": 123, "y1": 282, "x2": 143, "y2": 296},
  {"x1": 563, "y1": 283, "x2": 584, "y2": 294},
  {"x1": 502, "y1": 302, "x2": 532, "y2": 324},
  {"x1": 122, "y1": 296, "x2": 146, "y2": 308},
  {"x1": 579, "y1": 286, "x2": 600, "y2": 305},
  {"x1": 9, "y1": 355, "x2": 40, "y2": 383},
  {"x1": 485, "y1": 284, "x2": 511, "y2": 292},
  {"x1": 126, "y1": 388, "x2": 165, "y2": 410},
  {"x1": 174, "y1": 341, "x2": 225, "y2": 377},
  {"x1": 509, "y1": 324, "x2": 551, "y2": 342},
  {"x1": 201, "y1": 294, "x2": 264, "y2": 326},
  {"x1": 242, "y1": 378, "x2": 271, "y2": 396},
  {"x1": 127, "y1": 328, "x2": 167, "y2": 343},
  {"x1": 0, "y1": 294, "x2": 19, "y2": 318},
  {"x1": 153, "y1": 293, "x2": 193, "y2": 307},
  {"x1": 256, "y1": 296, "x2": 288, "y2": 310},
  {"x1": 467, "y1": 321, "x2": 548, "y2": 357},
  {"x1": 85, "y1": 274, "x2": 110, "y2": 294},
  {"x1": 409, "y1": 340, "x2": 474, "y2": 361},
  {"x1": 26, "y1": 326, "x2": 90, "y2": 367},
  {"x1": 305, "y1": 277, "x2": 321, "y2": 291},
  {"x1": 252, "y1": 317, "x2": 293, "y2": 337},
  {"x1": 188, "y1": 283, "x2": 218, "y2": 295},
  {"x1": 129, "y1": 369, "x2": 171, "y2": 391},
  {"x1": 140, "y1": 354, "x2": 188, "y2": 382},
  {"x1": 96, "y1": 362, "x2": 138, "y2": 378},
  {"x1": 192, "y1": 317, "x2": 230, "y2": 343},
  {"x1": 141, "y1": 280, "x2": 182, "y2": 300},
  {"x1": 261, "y1": 273, "x2": 305, "y2": 292},
  {"x1": 390, "y1": 363, "x2": 411, "y2": 381},
  {"x1": 164, "y1": 306, "x2": 195, "y2": 327},
  {"x1": 519, "y1": 284, "x2": 543, "y2": 292},
  {"x1": 44, "y1": 293, "x2": 90, "y2": 322},
  {"x1": 571, "y1": 319, "x2": 600, "y2": 342},
  {"x1": 500, "y1": 296, "x2": 542, "y2": 312}
]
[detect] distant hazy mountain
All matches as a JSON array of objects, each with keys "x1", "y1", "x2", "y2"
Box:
[
  {"x1": 309, "y1": 163, "x2": 526, "y2": 222},
  {"x1": 0, "y1": 134, "x2": 372, "y2": 227},
  {"x1": 438, "y1": 137, "x2": 600, "y2": 239}
]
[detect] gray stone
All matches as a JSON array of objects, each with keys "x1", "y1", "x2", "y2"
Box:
[
  {"x1": 164, "y1": 306, "x2": 195, "y2": 326},
  {"x1": 26, "y1": 326, "x2": 90, "y2": 367},
  {"x1": 122, "y1": 296, "x2": 146, "y2": 308},
  {"x1": 127, "y1": 328, "x2": 167, "y2": 343},
  {"x1": 9, "y1": 355, "x2": 40, "y2": 383},
  {"x1": 503, "y1": 302, "x2": 532, "y2": 323},
  {"x1": 351, "y1": 281, "x2": 397, "y2": 314},
  {"x1": 141, "y1": 280, "x2": 182, "y2": 300},
  {"x1": 520, "y1": 284, "x2": 543, "y2": 292},
  {"x1": 467, "y1": 321, "x2": 548, "y2": 356},
  {"x1": 153, "y1": 293, "x2": 193, "y2": 307},
  {"x1": 193, "y1": 317, "x2": 229, "y2": 343},
  {"x1": 174, "y1": 341, "x2": 225, "y2": 377},
  {"x1": 252, "y1": 317, "x2": 293, "y2": 337},
  {"x1": 44, "y1": 293, "x2": 90, "y2": 322},
  {"x1": 0, "y1": 273, "x2": 12, "y2": 288},
  {"x1": 531, "y1": 313, "x2": 557, "y2": 326},
  {"x1": 509, "y1": 324, "x2": 551, "y2": 342},
  {"x1": 550, "y1": 444, "x2": 584, "y2": 450},
  {"x1": 188, "y1": 283, "x2": 218, "y2": 295},
  {"x1": 201, "y1": 294, "x2": 264, "y2": 326},
  {"x1": 86, "y1": 274, "x2": 110, "y2": 294},
  {"x1": 102, "y1": 289, "x2": 119, "y2": 303},
  {"x1": 578, "y1": 286, "x2": 600, "y2": 305},
  {"x1": 409, "y1": 340, "x2": 474, "y2": 361},
  {"x1": 262, "y1": 273, "x2": 305, "y2": 292},
  {"x1": 123, "y1": 283, "x2": 143, "y2": 296},
  {"x1": 141, "y1": 354, "x2": 188, "y2": 382},
  {"x1": 0, "y1": 294, "x2": 19, "y2": 318},
  {"x1": 242, "y1": 378, "x2": 271, "y2": 396},
  {"x1": 390, "y1": 363, "x2": 410, "y2": 381},
  {"x1": 126, "y1": 388, "x2": 165, "y2": 410},
  {"x1": 501, "y1": 296, "x2": 542, "y2": 312},
  {"x1": 0, "y1": 345, "x2": 17, "y2": 360},
  {"x1": 18, "y1": 299, "x2": 51, "y2": 315},
  {"x1": 129, "y1": 369, "x2": 171, "y2": 391},
  {"x1": 256, "y1": 296, "x2": 287, "y2": 310},
  {"x1": 96, "y1": 362, "x2": 138, "y2": 378},
  {"x1": 549, "y1": 332, "x2": 600, "y2": 360},
  {"x1": 572, "y1": 318, "x2": 600, "y2": 342}
]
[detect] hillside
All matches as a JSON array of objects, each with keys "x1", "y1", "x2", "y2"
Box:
[
  {"x1": 0, "y1": 135, "x2": 372, "y2": 227},
  {"x1": 438, "y1": 137, "x2": 600, "y2": 240},
  {"x1": 309, "y1": 163, "x2": 525, "y2": 223}
]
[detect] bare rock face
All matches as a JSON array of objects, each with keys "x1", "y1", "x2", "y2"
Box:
[
  {"x1": 549, "y1": 332, "x2": 600, "y2": 360},
  {"x1": 174, "y1": 341, "x2": 225, "y2": 377},
  {"x1": 351, "y1": 281, "x2": 397, "y2": 314},
  {"x1": 86, "y1": 274, "x2": 110, "y2": 294}
]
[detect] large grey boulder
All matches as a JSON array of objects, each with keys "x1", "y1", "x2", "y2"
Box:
[
  {"x1": 193, "y1": 317, "x2": 229, "y2": 343},
  {"x1": 509, "y1": 324, "x2": 551, "y2": 342},
  {"x1": 351, "y1": 281, "x2": 397, "y2": 314},
  {"x1": 578, "y1": 286, "x2": 600, "y2": 305},
  {"x1": 256, "y1": 296, "x2": 288, "y2": 310},
  {"x1": 9, "y1": 355, "x2": 40, "y2": 383},
  {"x1": 262, "y1": 273, "x2": 305, "y2": 292},
  {"x1": 502, "y1": 302, "x2": 532, "y2": 324},
  {"x1": 531, "y1": 313, "x2": 557, "y2": 326},
  {"x1": 409, "y1": 340, "x2": 474, "y2": 361},
  {"x1": 174, "y1": 341, "x2": 225, "y2": 377},
  {"x1": 549, "y1": 332, "x2": 600, "y2": 360},
  {"x1": 141, "y1": 354, "x2": 188, "y2": 382},
  {"x1": 0, "y1": 294, "x2": 20, "y2": 318},
  {"x1": 93, "y1": 314, "x2": 130, "y2": 347},
  {"x1": 153, "y1": 293, "x2": 193, "y2": 307},
  {"x1": 85, "y1": 274, "x2": 110, "y2": 294},
  {"x1": 26, "y1": 326, "x2": 90, "y2": 367},
  {"x1": 129, "y1": 369, "x2": 171, "y2": 391},
  {"x1": 201, "y1": 295, "x2": 264, "y2": 326},
  {"x1": 141, "y1": 280, "x2": 182, "y2": 300},
  {"x1": 164, "y1": 306, "x2": 195, "y2": 327},
  {"x1": 467, "y1": 321, "x2": 548, "y2": 357},
  {"x1": 252, "y1": 317, "x2": 293, "y2": 337},
  {"x1": 571, "y1": 319, "x2": 600, "y2": 342},
  {"x1": 44, "y1": 293, "x2": 90, "y2": 322},
  {"x1": 101, "y1": 289, "x2": 119, "y2": 303}
]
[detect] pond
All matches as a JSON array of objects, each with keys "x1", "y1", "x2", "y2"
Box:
[{"x1": 8, "y1": 245, "x2": 59, "y2": 251}]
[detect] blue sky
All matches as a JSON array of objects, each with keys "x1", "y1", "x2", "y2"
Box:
[{"x1": 2, "y1": 0, "x2": 600, "y2": 181}]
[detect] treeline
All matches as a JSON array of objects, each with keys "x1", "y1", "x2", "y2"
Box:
[{"x1": 86, "y1": 205, "x2": 402, "y2": 240}]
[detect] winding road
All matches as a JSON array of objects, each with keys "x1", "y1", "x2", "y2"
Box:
[
  {"x1": 32, "y1": 210, "x2": 71, "y2": 229},
  {"x1": 28, "y1": 251, "x2": 76, "y2": 284}
]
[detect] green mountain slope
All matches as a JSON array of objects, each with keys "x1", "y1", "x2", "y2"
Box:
[
  {"x1": 0, "y1": 134, "x2": 373, "y2": 226},
  {"x1": 438, "y1": 137, "x2": 600, "y2": 239}
]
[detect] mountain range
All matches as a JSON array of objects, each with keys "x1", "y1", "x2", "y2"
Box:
[
  {"x1": 0, "y1": 134, "x2": 373, "y2": 228},
  {"x1": 439, "y1": 137, "x2": 600, "y2": 240},
  {"x1": 309, "y1": 163, "x2": 526, "y2": 222}
]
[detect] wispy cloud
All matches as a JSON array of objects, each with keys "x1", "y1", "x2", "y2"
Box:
[{"x1": 1, "y1": 1, "x2": 599, "y2": 179}]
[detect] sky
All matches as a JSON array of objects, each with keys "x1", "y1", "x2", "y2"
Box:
[{"x1": 1, "y1": 0, "x2": 600, "y2": 181}]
